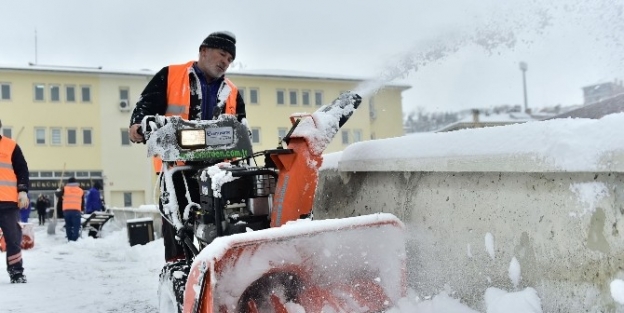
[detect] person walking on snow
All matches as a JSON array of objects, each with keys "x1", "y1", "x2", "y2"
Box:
[
  {"x1": 128, "y1": 31, "x2": 247, "y2": 262},
  {"x1": 56, "y1": 177, "x2": 84, "y2": 241},
  {"x1": 0, "y1": 118, "x2": 29, "y2": 283},
  {"x1": 35, "y1": 194, "x2": 50, "y2": 225}
]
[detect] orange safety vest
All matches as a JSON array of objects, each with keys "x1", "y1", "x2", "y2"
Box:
[
  {"x1": 62, "y1": 184, "x2": 84, "y2": 211},
  {"x1": 152, "y1": 61, "x2": 239, "y2": 173},
  {"x1": 0, "y1": 137, "x2": 18, "y2": 202}
]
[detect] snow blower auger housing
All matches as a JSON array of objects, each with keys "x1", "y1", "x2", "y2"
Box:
[{"x1": 141, "y1": 92, "x2": 406, "y2": 313}]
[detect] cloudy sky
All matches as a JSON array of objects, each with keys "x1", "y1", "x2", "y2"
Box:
[{"x1": 1, "y1": 0, "x2": 622, "y2": 113}]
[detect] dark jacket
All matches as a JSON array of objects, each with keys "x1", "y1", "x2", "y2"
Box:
[
  {"x1": 35, "y1": 197, "x2": 49, "y2": 212},
  {"x1": 130, "y1": 64, "x2": 246, "y2": 126},
  {"x1": 0, "y1": 135, "x2": 29, "y2": 210},
  {"x1": 85, "y1": 187, "x2": 103, "y2": 214}
]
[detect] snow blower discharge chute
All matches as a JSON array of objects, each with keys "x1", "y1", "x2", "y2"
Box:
[{"x1": 141, "y1": 91, "x2": 407, "y2": 313}]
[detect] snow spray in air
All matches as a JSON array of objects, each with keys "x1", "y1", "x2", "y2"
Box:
[{"x1": 353, "y1": 0, "x2": 624, "y2": 100}]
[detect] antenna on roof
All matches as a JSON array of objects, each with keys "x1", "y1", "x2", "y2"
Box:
[{"x1": 34, "y1": 28, "x2": 38, "y2": 65}]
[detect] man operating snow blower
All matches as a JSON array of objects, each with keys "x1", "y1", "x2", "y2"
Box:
[{"x1": 129, "y1": 31, "x2": 246, "y2": 263}]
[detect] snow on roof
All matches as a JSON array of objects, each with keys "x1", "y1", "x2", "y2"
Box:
[
  {"x1": 0, "y1": 63, "x2": 155, "y2": 76},
  {"x1": 228, "y1": 68, "x2": 411, "y2": 89}
]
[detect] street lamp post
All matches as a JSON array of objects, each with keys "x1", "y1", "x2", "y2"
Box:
[{"x1": 519, "y1": 61, "x2": 528, "y2": 113}]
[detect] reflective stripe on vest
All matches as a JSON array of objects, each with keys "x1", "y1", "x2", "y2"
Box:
[
  {"x1": 0, "y1": 137, "x2": 18, "y2": 202},
  {"x1": 62, "y1": 184, "x2": 84, "y2": 211},
  {"x1": 154, "y1": 61, "x2": 239, "y2": 173}
]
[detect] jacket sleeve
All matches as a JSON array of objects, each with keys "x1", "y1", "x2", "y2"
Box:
[
  {"x1": 236, "y1": 91, "x2": 246, "y2": 122},
  {"x1": 11, "y1": 144, "x2": 29, "y2": 193},
  {"x1": 130, "y1": 66, "x2": 169, "y2": 126}
]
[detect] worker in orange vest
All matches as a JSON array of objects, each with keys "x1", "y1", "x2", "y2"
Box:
[
  {"x1": 128, "y1": 31, "x2": 247, "y2": 262},
  {"x1": 56, "y1": 177, "x2": 84, "y2": 241},
  {"x1": 0, "y1": 119, "x2": 30, "y2": 283}
]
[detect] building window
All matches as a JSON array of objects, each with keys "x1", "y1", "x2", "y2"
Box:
[
  {"x1": 278, "y1": 127, "x2": 288, "y2": 141},
  {"x1": 35, "y1": 128, "x2": 46, "y2": 145},
  {"x1": 250, "y1": 88, "x2": 259, "y2": 105},
  {"x1": 34, "y1": 84, "x2": 45, "y2": 101},
  {"x1": 123, "y1": 192, "x2": 132, "y2": 207},
  {"x1": 0, "y1": 83, "x2": 10, "y2": 100},
  {"x1": 83, "y1": 129, "x2": 92, "y2": 145},
  {"x1": 341, "y1": 130, "x2": 350, "y2": 145},
  {"x1": 90, "y1": 171, "x2": 102, "y2": 177},
  {"x1": 50, "y1": 85, "x2": 61, "y2": 102},
  {"x1": 67, "y1": 129, "x2": 77, "y2": 145},
  {"x1": 76, "y1": 171, "x2": 89, "y2": 177},
  {"x1": 369, "y1": 97, "x2": 377, "y2": 120},
  {"x1": 121, "y1": 129, "x2": 130, "y2": 146},
  {"x1": 66, "y1": 85, "x2": 76, "y2": 102},
  {"x1": 2, "y1": 127, "x2": 12, "y2": 138},
  {"x1": 81, "y1": 86, "x2": 91, "y2": 102},
  {"x1": 251, "y1": 127, "x2": 261, "y2": 144},
  {"x1": 289, "y1": 90, "x2": 298, "y2": 105},
  {"x1": 314, "y1": 91, "x2": 323, "y2": 106},
  {"x1": 302, "y1": 90, "x2": 310, "y2": 106},
  {"x1": 40, "y1": 171, "x2": 53, "y2": 177},
  {"x1": 29, "y1": 172, "x2": 39, "y2": 178},
  {"x1": 276, "y1": 90, "x2": 285, "y2": 105},
  {"x1": 120, "y1": 87, "x2": 129, "y2": 101},
  {"x1": 238, "y1": 87, "x2": 246, "y2": 102},
  {"x1": 51, "y1": 128, "x2": 62, "y2": 145},
  {"x1": 353, "y1": 129, "x2": 362, "y2": 142}
]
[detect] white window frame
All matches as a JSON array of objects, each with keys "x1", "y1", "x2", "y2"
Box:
[
  {"x1": 0, "y1": 83, "x2": 11, "y2": 101},
  {"x1": 341, "y1": 130, "x2": 350, "y2": 145},
  {"x1": 238, "y1": 87, "x2": 246, "y2": 103},
  {"x1": 289, "y1": 89, "x2": 298, "y2": 106},
  {"x1": 314, "y1": 90, "x2": 323, "y2": 106},
  {"x1": 353, "y1": 129, "x2": 362, "y2": 143},
  {"x1": 119, "y1": 87, "x2": 130, "y2": 101},
  {"x1": 278, "y1": 127, "x2": 288, "y2": 141},
  {"x1": 35, "y1": 127, "x2": 46, "y2": 145},
  {"x1": 34, "y1": 83, "x2": 46, "y2": 102},
  {"x1": 251, "y1": 127, "x2": 261, "y2": 144},
  {"x1": 67, "y1": 128, "x2": 77, "y2": 145},
  {"x1": 276, "y1": 89, "x2": 285, "y2": 106},
  {"x1": 50, "y1": 85, "x2": 61, "y2": 102},
  {"x1": 81, "y1": 85, "x2": 91, "y2": 103},
  {"x1": 249, "y1": 88, "x2": 259, "y2": 105},
  {"x1": 82, "y1": 128, "x2": 93, "y2": 145},
  {"x1": 302, "y1": 90, "x2": 310, "y2": 106},
  {"x1": 66, "y1": 85, "x2": 76, "y2": 102},
  {"x1": 50, "y1": 128, "x2": 62, "y2": 145}
]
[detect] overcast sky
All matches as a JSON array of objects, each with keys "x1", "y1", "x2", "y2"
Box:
[{"x1": 1, "y1": 0, "x2": 622, "y2": 113}]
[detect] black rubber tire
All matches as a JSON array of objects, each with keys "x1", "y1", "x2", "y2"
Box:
[{"x1": 158, "y1": 261, "x2": 189, "y2": 313}]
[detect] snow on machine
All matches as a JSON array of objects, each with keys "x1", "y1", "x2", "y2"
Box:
[{"x1": 141, "y1": 92, "x2": 406, "y2": 313}]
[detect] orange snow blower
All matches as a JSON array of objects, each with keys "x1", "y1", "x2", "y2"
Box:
[{"x1": 141, "y1": 92, "x2": 406, "y2": 313}]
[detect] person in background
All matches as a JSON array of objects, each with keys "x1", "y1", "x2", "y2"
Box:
[
  {"x1": 128, "y1": 31, "x2": 247, "y2": 262},
  {"x1": 0, "y1": 118, "x2": 29, "y2": 283},
  {"x1": 35, "y1": 194, "x2": 50, "y2": 225},
  {"x1": 85, "y1": 181, "x2": 103, "y2": 214},
  {"x1": 56, "y1": 177, "x2": 84, "y2": 241}
]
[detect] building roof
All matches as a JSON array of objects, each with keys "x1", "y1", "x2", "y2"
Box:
[
  {"x1": 228, "y1": 68, "x2": 411, "y2": 89},
  {"x1": 0, "y1": 63, "x2": 155, "y2": 77},
  {"x1": 0, "y1": 63, "x2": 412, "y2": 90},
  {"x1": 547, "y1": 93, "x2": 624, "y2": 119}
]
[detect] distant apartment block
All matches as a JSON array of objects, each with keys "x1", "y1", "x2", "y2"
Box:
[{"x1": 582, "y1": 80, "x2": 624, "y2": 104}]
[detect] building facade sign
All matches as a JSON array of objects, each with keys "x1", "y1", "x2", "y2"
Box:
[{"x1": 29, "y1": 179, "x2": 103, "y2": 191}]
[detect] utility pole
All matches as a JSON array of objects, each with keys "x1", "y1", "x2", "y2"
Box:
[{"x1": 519, "y1": 61, "x2": 528, "y2": 113}]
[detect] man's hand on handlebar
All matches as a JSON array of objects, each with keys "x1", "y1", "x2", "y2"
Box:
[{"x1": 129, "y1": 124, "x2": 144, "y2": 143}]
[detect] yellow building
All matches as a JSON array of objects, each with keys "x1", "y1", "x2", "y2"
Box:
[{"x1": 0, "y1": 64, "x2": 409, "y2": 208}]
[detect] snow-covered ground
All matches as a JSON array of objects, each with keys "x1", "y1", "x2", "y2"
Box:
[{"x1": 0, "y1": 219, "x2": 542, "y2": 313}]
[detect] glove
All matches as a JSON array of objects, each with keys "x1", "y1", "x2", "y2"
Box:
[{"x1": 18, "y1": 192, "x2": 29, "y2": 209}]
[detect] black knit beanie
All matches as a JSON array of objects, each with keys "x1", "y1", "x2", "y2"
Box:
[{"x1": 200, "y1": 31, "x2": 236, "y2": 59}]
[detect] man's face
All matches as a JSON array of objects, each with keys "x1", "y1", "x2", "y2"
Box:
[{"x1": 198, "y1": 47, "x2": 234, "y2": 80}]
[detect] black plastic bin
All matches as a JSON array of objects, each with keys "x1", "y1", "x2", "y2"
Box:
[{"x1": 127, "y1": 218, "x2": 154, "y2": 246}]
